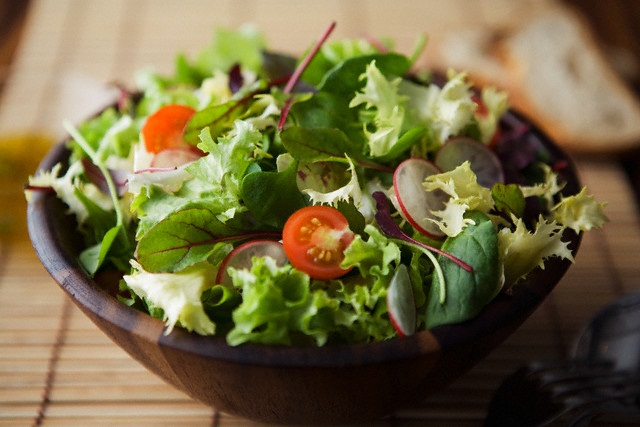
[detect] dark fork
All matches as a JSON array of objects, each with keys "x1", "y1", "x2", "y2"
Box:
[
  {"x1": 485, "y1": 292, "x2": 640, "y2": 426},
  {"x1": 484, "y1": 358, "x2": 640, "y2": 426}
]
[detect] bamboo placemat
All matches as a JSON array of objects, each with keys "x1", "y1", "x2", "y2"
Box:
[{"x1": 2, "y1": 1, "x2": 640, "y2": 426}]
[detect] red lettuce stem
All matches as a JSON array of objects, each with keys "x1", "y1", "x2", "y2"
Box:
[
  {"x1": 278, "y1": 21, "x2": 337, "y2": 130},
  {"x1": 283, "y1": 21, "x2": 336, "y2": 94}
]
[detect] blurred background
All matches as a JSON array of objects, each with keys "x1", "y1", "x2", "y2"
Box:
[
  {"x1": 1, "y1": 1, "x2": 640, "y2": 426},
  {"x1": 2, "y1": 0, "x2": 639, "y2": 136}
]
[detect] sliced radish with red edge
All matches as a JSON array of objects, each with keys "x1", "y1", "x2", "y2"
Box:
[
  {"x1": 387, "y1": 264, "x2": 416, "y2": 337},
  {"x1": 393, "y1": 158, "x2": 447, "y2": 239},
  {"x1": 150, "y1": 148, "x2": 203, "y2": 168},
  {"x1": 216, "y1": 240, "x2": 287, "y2": 286},
  {"x1": 435, "y1": 137, "x2": 504, "y2": 188}
]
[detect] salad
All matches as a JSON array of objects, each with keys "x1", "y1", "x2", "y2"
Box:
[{"x1": 26, "y1": 24, "x2": 607, "y2": 346}]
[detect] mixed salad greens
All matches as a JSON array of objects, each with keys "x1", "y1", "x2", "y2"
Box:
[{"x1": 27, "y1": 24, "x2": 607, "y2": 346}]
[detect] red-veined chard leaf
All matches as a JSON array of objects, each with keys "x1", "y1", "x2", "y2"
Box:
[
  {"x1": 183, "y1": 100, "x2": 242, "y2": 144},
  {"x1": 135, "y1": 207, "x2": 279, "y2": 273}
]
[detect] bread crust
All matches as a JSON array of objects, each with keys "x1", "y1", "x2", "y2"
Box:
[{"x1": 427, "y1": 4, "x2": 640, "y2": 154}]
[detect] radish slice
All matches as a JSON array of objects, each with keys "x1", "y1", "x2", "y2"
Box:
[
  {"x1": 393, "y1": 158, "x2": 447, "y2": 239},
  {"x1": 387, "y1": 264, "x2": 416, "y2": 337},
  {"x1": 150, "y1": 148, "x2": 202, "y2": 168},
  {"x1": 216, "y1": 240, "x2": 287, "y2": 286},
  {"x1": 435, "y1": 137, "x2": 504, "y2": 188}
]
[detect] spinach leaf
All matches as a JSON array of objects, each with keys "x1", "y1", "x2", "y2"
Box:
[
  {"x1": 376, "y1": 126, "x2": 429, "y2": 162},
  {"x1": 425, "y1": 211, "x2": 499, "y2": 329},
  {"x1": 240, "y1": 160, "x2": 307, "y2": 228},
  {"x1": 492, "y1": 182, "x2": 526, "y2": 218},
  {"x1": 261, "y1": 51, "x2": 297, "y2": 82},
  {"x1": 280, "y1": 126, "x2": 360, "y2": 162},
  {"x1": 79, "y1": 225, "x2": 122, "y2": 275},
  {"x1": 289, "y1": 91, "x2": 364, "y2": 144},
  {"x1": 335, "y1": 200, "x2": 366, "y2": 236},
  {"x1": 318, "y1": 53, "x2": 412, "y2": 93},
  {"x1": 74, "y1": 187, "x2": 117, "y2": 242}
]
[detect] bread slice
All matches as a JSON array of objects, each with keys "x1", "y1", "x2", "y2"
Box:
[{"x1": 427, "y1": 4, "x2": 640, "y2": 154}]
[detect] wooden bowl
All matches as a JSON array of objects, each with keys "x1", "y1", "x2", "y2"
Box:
[{"x1": 27, "y1": 110, "x2": 581, "y2": 425}]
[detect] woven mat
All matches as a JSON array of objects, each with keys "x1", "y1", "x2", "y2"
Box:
[{"x1": 1, "y1": 1, "x2": 640, "y2": 426}]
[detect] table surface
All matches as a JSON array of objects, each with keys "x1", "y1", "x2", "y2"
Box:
[{"x1": 1, "y1": 1, "x2": 640, "y2": 426}]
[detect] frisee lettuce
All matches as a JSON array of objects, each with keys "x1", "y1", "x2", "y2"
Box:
[
  {"x1": 124, "y1": 261, "x2": 218, "y2": 335},
  {"x1": 350, "y1": 61, "x2": 406, "y2": 158},
  {"x1": 552, "y1": 187, "x2": 608, "y2": 232},
  {"x1": 422, "y1": 161, "x2": 493, "y2": 237},
  {"x1": 499, "y1": 215, "x2": 575, "y2": 287}
]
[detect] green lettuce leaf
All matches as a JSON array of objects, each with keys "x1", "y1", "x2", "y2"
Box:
[
  {"x1": 492, "y1": 183, "x2": 526, "y2": 218},
  {"x1": 300, "y1": 38, "x2": 381, "y2": 87},
  {"x1": 341, "y1": 224, "x2": 401, "y2": 278},
  {"x1": 327, "y1": 277, "x2": 395, "y2": 343},
  {"x1": 196, "y1": 25, "x2": 266, "y2": 76},
  {"x1": 319, "y1": 53, "x2": 411, "y2": 94},
  {"x1": 288, "y1": 92, "x2": 364, "y2": 146},
  {"x1": 226, "y1": 252, "x2": 398, "y2": 346},
  {"x1": 226, "y1": 257, "x2": 320, "y2": 346},
  {"x1": 79, "y1": 225, "x2": 122, "y2": 275},
  {"x1": 69, "y1": 108, "x2": 139, "y2": 162},
  {"x1": 280, "y1": 126, "x2": 360, "y2": 161},
  {"x1": 133, "y1": 120, "x2": 262, "y2": 236}
]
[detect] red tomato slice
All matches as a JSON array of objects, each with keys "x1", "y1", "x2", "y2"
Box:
[
  {"x1": 282, "y1": 206, "x2": 355, "y2": 280},
  {"x1": 141, "y1": 104, "x2": 198, "y2": 154}
]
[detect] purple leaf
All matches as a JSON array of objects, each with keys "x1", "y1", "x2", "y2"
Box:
[
  {"x1": 228, "y1": 63, "x2": 244, "y2": 93},
  {"x1": 82, "y1": 157, "x2": 129, "y2": 197},
  {"x1": 372, "y1": 191, "x2": 473, "y2": 272},
  {"x1": 278, "y1": 21, "x2": 337, "y2": 131}
]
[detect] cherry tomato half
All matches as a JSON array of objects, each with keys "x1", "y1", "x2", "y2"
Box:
[
  {"x1": 282, "y1": 206, "x2": 355, "y2": 280},
  {"x1": 141, "y1": 104, "x2": 198, "y2": 154}
]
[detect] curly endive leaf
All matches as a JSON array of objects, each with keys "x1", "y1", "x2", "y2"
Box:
[
  {"x1": 499, "y1": 214, "x2": 575, "y2": 287},
  {"x1": 123, "y1": 261, "x2": 218, "y2": 335}
]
